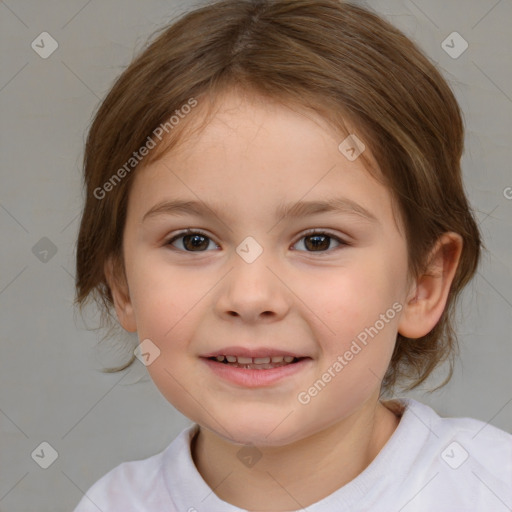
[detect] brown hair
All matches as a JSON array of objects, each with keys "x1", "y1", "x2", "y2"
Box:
[{"x1": 74, "y1": 0, "x2": 482, "y2": 395}]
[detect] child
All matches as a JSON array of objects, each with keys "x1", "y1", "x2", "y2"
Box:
[{"x1": 73, "y1": 0, "x2": 512, "y2": 510}]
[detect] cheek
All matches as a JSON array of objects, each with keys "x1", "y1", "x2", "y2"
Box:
[
  {"x1": 128, "y1": 257, "x2": 201, "y2": 335},
  {"x1": 143, "y1": 318, "x2": 201, "y2": 420},
  {"x1": 307, "y1": 260, "x2": 392, "y2": 332},
  {"x1": 308, "y1": 259, "x2": 399, "y2": 373}
]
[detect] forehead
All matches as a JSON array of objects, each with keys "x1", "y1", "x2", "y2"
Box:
[
  {"x1": 130, "y1": 91, "x2": 400, "y2": 232},
  {"x1": 161, "y1": 90, "x2": 375, "y2": 167}
]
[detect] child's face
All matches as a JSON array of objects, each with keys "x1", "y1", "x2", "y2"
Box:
[{"x1": 112, "y1": 91, "x2": 415, "y2": 446}]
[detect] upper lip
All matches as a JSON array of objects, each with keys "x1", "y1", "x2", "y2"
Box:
[{"x1": 200, "y1": 346, "x2": 310, "y2": 359}]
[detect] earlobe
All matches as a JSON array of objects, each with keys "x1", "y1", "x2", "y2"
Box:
[
  {"x1": 398, "y1": 232, "x2": 463, "y2": 339},
  {"x1": 104, "y1": 256, "x2": 137, "y2": 333}
]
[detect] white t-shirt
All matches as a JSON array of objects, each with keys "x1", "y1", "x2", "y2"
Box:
[{"x1": 73, "y1": 398, "x2": 512, "y2": 511}]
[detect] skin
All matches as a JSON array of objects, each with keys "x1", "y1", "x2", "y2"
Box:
[{"x1": 105, "y1": 90, "x2": 463, "y2": 511}]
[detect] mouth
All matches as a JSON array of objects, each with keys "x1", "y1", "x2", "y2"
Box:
[
  {"x1": 201, "y1": 353, "x2": 313, "y2": 388},
  {"x1": 204, "y1": 354, "x2": 308, "y2": 370}
]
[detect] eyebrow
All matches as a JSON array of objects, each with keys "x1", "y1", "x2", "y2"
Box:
[{"x1": 142, "y1": 197, "x2": 379, "y2": 224}]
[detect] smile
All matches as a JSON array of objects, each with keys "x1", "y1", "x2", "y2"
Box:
[
  {"x1": 201, "y1": 356, "x2": 312, "y2": 387},
  {"x1": 209, "y1": 355, "x2": 301, "y2": 369}
]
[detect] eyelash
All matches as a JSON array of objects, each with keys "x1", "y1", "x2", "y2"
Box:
[{"x1": 164, "y1": 228, "x2": 349, "y2": 254}]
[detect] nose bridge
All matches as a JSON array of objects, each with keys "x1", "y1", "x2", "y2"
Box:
[{"x1": 214, "y1": 235, "x2": 289, "y2": 321}]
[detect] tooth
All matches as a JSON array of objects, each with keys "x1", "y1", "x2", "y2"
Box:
[
  {"x1": 283, "y1": 356, "x2": 294, "y2": 363},
  {"x1": 254, "y1": 357, "x2": 271, "y2": 364},
  {"x1": 237, "y1": 356, "x2": 253, "y2": 364},
  {"x1": 271, "y1": 356, "x2": 284, "y2": 363},
  {"x1": 226, "y1": 355, "x2": 237, "y2": 363},
  {"x1": 215, "y1": 356, "x2": 225, "y2": 362}
]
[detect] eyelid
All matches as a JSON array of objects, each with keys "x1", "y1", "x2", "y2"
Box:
[
  {"x1": 165, "y1": 228, "x2": 350, "y2": 253},
  {"x1": 295, "y1": 228, "x2": 349, "y2": 244},
  {"x1": 291, "y1": 228, "x2": 349, "y2": 253},
  {"x1": 165, "y1": 228, "x2": 219, "y2": 246}
]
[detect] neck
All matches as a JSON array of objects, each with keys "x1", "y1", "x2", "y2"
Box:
[{"x1": 191, "y1": 397, "x2": 401, "y2": 511}]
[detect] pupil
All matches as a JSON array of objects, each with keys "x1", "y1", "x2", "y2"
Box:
[
  {"x1": 184, "y1": 234, "x2": 208, "y2": 251},
  {"x1": 306, "y1": 235, "x2": 329, "y2": 251}
]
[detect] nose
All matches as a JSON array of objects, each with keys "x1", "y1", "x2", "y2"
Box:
[{"x1": 213, "y1": 249, "x2": 291, "y2": 324}]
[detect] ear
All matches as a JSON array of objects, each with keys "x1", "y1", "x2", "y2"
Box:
[
  {"x1": 104, "y1": 256, "x2": 137, "y2": 333},
  {"x1": 398, "y1": 232, "x2": 463, "y2": 339}
]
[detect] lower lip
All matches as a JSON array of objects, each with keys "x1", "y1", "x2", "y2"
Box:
[{"x1": 201, "y1": 357, "x2": 312, "y2": 388}]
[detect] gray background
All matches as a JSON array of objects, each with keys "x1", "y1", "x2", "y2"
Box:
[{"x1": 0, "y1": 0, "x2": 511, "y2": 510}]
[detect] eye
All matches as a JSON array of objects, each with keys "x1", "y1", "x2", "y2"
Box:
[
  {"x1": 292, "y1": 230, "x2": 348, "y2": 253},
  {"x1": 165, "y1": 229, "x2": 349, "y2": 253},
  {"x1": 165, "y1": 229, "x2": 219, "y2": 252}
]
